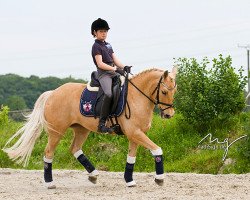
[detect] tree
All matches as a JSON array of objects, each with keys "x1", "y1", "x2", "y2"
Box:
[
  {"x1": 5, "y1": 95, "x2": 27, "y2": 110},
  {"x1": 0, "y1": 74, "x2": 87, "y2": 109}
]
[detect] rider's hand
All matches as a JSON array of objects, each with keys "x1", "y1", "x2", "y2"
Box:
[
  {"x1": 113, "y1": 66, "x2": 117, "y2": 71},
  {"x1": 115, "y1": 69, "x2": 125, "y2": 76},
  {"x1": 124, "y1": 66, "x2": 132, "y2": 73}
]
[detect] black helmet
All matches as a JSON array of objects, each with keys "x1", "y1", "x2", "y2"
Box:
[{"x1": 91, "y1": 18, "x2": 110, "y2": 36}]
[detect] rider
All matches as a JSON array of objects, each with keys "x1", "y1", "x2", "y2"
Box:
[{"x1": 91, "y1": 18, "x2": 126, "y2": 133}]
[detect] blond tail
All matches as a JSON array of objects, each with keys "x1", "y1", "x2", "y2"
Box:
[{"x1": 2, "y1": 91, "x2": 53, "y2": 167}]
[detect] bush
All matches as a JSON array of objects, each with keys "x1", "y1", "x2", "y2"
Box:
[
  {"x1": 235, "y1": 112, "x2": 250, "y2": 172},
  {"x1": 0, "y1": 105, "x2": 9, "y2": 126},
  {"x1": 174, "y1": 55, "x2": 247, "y2": 131}
]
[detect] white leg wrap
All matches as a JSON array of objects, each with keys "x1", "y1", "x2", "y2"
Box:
[
  {"x1": 127, "y1": 155, "x2": 136, "y2": 164},
  {"x1": 155, "y1": 174, "x2": 165, "y2": 180},
  {"x1": 89, "y1": 169, "x2": 99, "y2": 177},
  {"x1": 44, "y1": 181, "x2": 56, "y2": 189},
  {"x1": 74, "y1": 149, "x2": 83, "y2": 159},
  {"x1": 126, "y1": 180, "x2": 137, "y2": 187},
  {"x1": 43, "y1": 156, "x2": 53, "y2": 163},
  {"x1": 150, "y1": 148, "x2": 163, "y2": 156}
]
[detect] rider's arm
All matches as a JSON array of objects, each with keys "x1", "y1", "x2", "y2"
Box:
[
  {"x1": 95, "y1": 55, "x2": 117, "y2": 71},
  {"x1": 112, "y1": 53, "x2": 125, "y2": 69}
]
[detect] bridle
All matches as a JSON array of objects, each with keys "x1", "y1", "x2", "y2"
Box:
[
  {"x1": 152, "y1": 75, "x2": 176, "y2": 111},
  {"x1": 126, "y1": 72, "x2": 176, "y2": 114}
]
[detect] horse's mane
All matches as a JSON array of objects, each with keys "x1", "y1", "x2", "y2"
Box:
[{"x1": 130, "y1": 68, "x2": 164, "y2": 80}]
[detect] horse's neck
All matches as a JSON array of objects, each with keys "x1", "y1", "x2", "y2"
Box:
[
  {"x1": 128, "y1": 70, "x2": 162, "y2": 123},
  {"x1": 130, "y1": 70, "x2": 162, "y2": 99}
]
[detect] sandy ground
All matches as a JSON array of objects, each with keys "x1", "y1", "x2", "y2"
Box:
[{"x1": 0, "y1": 168, "x2": 249, "y2": 200}]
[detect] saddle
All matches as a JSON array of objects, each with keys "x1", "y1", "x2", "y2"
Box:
[
  {"x1": 80, "y1": 71, "x2": 128, "y2": 135},
  {"x1": 89, "y1": 71, "x2": 122, "y2": 115}
]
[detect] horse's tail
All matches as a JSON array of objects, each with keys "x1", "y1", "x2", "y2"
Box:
[{"x1": 2, "y1": 90, "x2": 53, "y2": 167}]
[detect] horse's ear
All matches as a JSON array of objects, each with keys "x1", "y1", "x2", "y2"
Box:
[
  {"x1": 172, "y1": 65, "x2": 178, "y2": 77},
  {"x1": 163, "y1": 70, "x2": 168, "y2": 79}
]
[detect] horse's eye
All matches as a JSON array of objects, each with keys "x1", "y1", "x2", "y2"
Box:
[{"x1": 162, "y1": 91, "x2": 167, "y2": 95}]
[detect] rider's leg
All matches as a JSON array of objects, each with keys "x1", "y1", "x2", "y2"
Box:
[{"x1": 98, "y1": 75, "x2": 113, "y2": 133}]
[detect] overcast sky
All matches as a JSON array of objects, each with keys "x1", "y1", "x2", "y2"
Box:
[{"x1": 0, "y1": 0, "x2": 250, "y2": 80}]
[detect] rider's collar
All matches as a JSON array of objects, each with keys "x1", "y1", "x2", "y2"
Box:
[{"x1": 95, "y1": 39, "x2": 106, "y2": 45}]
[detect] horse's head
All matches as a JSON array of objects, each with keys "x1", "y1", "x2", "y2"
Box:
[{"x1": 156, "y1": 66, "x2": 177, "y2": 119}]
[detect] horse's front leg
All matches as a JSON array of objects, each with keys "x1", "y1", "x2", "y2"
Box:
[
  {"x1": 129, "y1": 129, "x2": 164, "y2": 186},
  {"x1": 124, "y1": 140, "x2": 138, "y2": 187}
]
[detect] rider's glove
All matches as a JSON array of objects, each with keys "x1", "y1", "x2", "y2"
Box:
[
  {"x1": 115, "y1": 69, "x2": 125, "y2": 76},
  {"x1": 124, "y1": 66, "x2": 132, "y2": 73}
]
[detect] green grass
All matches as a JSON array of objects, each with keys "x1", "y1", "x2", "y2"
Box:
[{"x1": 0, "y1": 113, "x2": 249, "y2": 174}]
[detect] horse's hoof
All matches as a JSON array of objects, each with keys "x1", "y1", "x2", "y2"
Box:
[
  {"x1": 44, "y1": 181, "x2": 56, "y2": 189},
  {"x1": 155, "y1": 178, "x2": 164, "y2": 186},
  {"x1": 88, "y1": 176, "x2": 97, "y2": 184},
  {"x1": 126, "y1": 180, "x2": 136, "y2": 187},
  {"x1": 88, "y1": 170, "x2": 99, "y2": 184}
]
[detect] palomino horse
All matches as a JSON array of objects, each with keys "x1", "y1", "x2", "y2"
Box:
[{"x1": 3, "y1": 67, "x2": 177, "y2": 189}]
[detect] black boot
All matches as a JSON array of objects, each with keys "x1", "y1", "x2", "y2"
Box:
[{"x1": 98, "y1": 94, "x2": 113, "y2": 133}]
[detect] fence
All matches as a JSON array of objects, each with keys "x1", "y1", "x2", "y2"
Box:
[{"x1": 8, "y1": 109, "x2": 32, "y2": 121}]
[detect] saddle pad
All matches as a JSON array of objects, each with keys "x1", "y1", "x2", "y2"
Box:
[{"x1": 79, "y1": 85, "x2": 126, "y2": 117}]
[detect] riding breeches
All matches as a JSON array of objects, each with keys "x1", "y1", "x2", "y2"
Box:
[{"x1": 98, "y1": 75, "x2": 113, "y2": 98}]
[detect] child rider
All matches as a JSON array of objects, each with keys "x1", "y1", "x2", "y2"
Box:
[{"x1": 91, "y1": 18, "x2": 127, "y2": 133}]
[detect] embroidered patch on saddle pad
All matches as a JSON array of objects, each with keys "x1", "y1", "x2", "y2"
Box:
[{"x1": 79, "y1": 85, "x2": 127, "y2": 117}]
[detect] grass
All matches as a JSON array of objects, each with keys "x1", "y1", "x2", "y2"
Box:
[{"x1": 0, "y1": 113, "x2": 249, "y2": 174}]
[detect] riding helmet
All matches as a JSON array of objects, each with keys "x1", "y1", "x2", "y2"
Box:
[{"x1": 91, "y1": 18, "x2": 110, "y2": 36}]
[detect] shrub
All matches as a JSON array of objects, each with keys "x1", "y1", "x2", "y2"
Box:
[
  {"x1": 174, "y1": 55, "x2": 247, "y2": 131},
  {"x1": 0, "y1": 105, "x2": 9, "y2": 126}
]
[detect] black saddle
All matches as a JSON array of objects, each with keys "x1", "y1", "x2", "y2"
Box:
[
  {"x1": 90, "y1": 71, "x2": 100, "y2": 87},
  {"x1": 90, "y1": 71, "x2": 122, "y2": 116}
]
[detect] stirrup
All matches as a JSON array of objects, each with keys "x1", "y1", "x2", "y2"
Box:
[
  {"x1": 109, "y1": 116, "x2": 124, "y2": 135},
  {"x1": 98, "y1": 124, "x2": 113, "y2": 134}
]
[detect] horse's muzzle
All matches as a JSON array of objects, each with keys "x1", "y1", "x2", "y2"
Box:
[{"x1": 160, "y1": 110, "x2": 172, "y2": 119}]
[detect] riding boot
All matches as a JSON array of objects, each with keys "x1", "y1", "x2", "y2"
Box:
[{"x1": 98, "y1": 94, "x2": 113, "y2": 133}]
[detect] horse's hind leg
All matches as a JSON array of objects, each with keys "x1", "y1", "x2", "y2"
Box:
[
  {"x1": 44, "y1": 130, "x2": 63, "y2": 189},
  {"x1": 70, "y1": 125, "x2": 99, "y2": 184}
]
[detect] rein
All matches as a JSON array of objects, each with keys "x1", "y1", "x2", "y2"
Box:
[{"x1": 124, "y1": 72, "x2": 176, "y2": 119}]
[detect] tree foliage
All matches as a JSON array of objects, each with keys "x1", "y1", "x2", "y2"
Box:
[
  {"x1": 0, "y1": 74, "x2": 87, "y2": 110},
  {"x1": 6, "y1": 95, "x2": 27, "y2": 110},
  {"x1": 174, "y1": 55, "x2": 247, "y2": 130}
]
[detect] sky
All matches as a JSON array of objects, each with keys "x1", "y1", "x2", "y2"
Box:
[{"x1": 0, "y1": 0, "x2": 250, "y2": 81}]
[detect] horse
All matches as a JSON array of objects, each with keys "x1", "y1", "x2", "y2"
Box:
[{"x1": 3, "y1": 66, "x2": 177, "y2": 189}]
